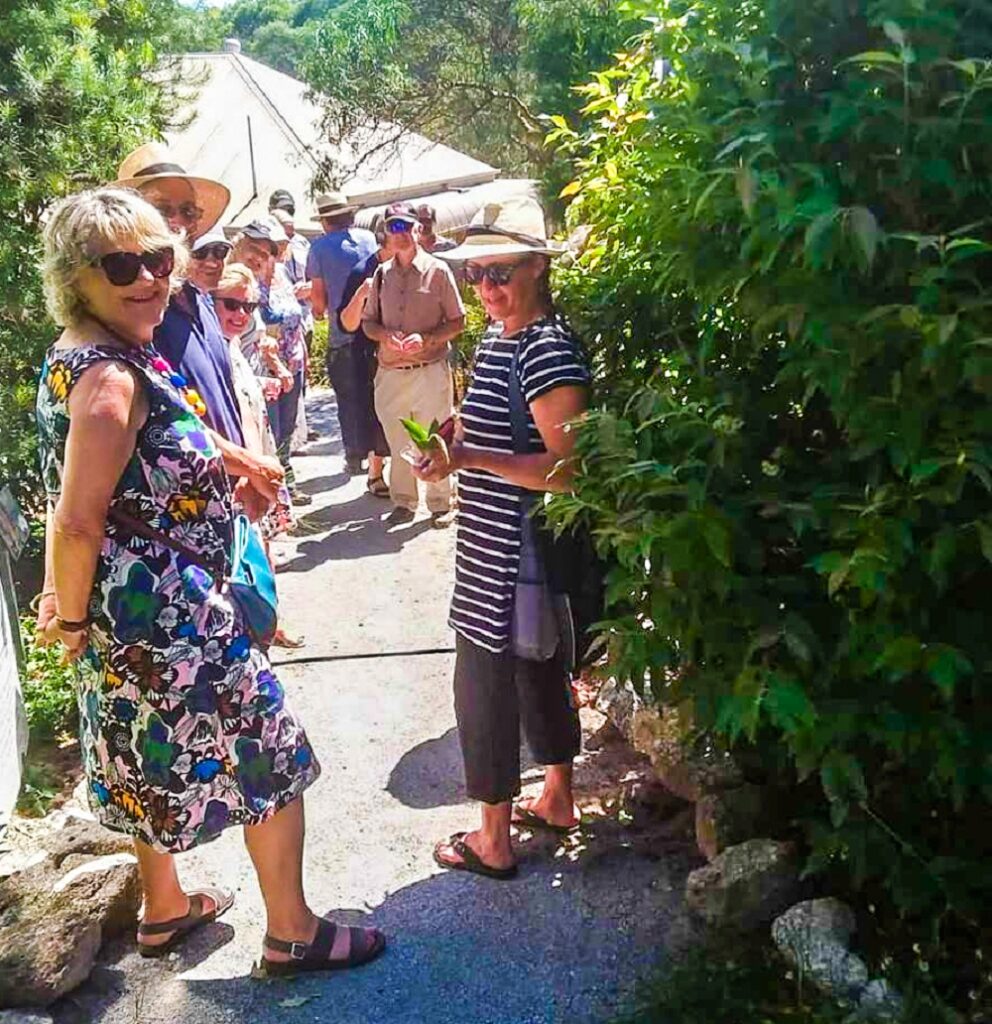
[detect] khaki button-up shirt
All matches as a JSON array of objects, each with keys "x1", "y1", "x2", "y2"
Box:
[{"x1": 363, "y1": 249, "x2": 465, "y2": 369}]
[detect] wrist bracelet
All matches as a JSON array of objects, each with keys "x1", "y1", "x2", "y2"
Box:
[
  {"x1": 55, "y1": 615, "x2": 91, "y2": 633},
  {"x1": 29, "y1": 591, "x2": 56, "y2": 614}
]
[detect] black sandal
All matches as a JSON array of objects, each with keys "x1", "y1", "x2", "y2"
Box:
[
  {"x1": 137, "y1": 887, "x2": 234, "y2": 958},
  {"x1": 254, "y1": 917, "x2": 386, "y2": 979},
  {"x1": 511, "y1": 805, "x2": 580, "y2": 836},
  {"x1": 367, "y1": 475, "x2": 390, "y2": 498},
  {"x1": 433, "y1": 832, "x2": 518, "y2": 881}
]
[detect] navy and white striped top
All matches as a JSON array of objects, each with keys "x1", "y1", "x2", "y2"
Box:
[{"x1": 450, "y1": 315, "x2": 591, "y2": 652}]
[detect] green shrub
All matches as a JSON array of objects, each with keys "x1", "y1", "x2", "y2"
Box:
[
  {"x1": 550, "y1": 0, "x2": 992, "y2": 996},
  {"x1": 18, "y1": 617, "x2": 77, "y2": 739},
  {"x1": 309, "y1": 318, "x2": 329, "y2": 386}
]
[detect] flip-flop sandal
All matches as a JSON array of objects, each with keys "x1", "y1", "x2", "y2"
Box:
[
  {"x1": 137, "y1": 887, "x2": 234, "y2": 958},
  {"x1": 271, "y1": 630, "x2": 305, "y2": 649},
  {"x1": 253, "y1": 916, "x2": 386, "y2": 979},
  {"x1": 511, "y1": 806, "x2": 580, "y2": 836},
  {"x1": 432, "y1": 832, "x2": 518, "y2": 881},
  {"x1": 367, "y1": 476, "x2": 390, "y2": 498}
]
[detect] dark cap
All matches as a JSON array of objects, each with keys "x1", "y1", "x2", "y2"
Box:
[
  {"x1": 384, "y1": 201, "x2": 418, "y2": 225},
  {"x1": 241, "y1": 217, "x2": 288, "y2": 247},
  {"x1": 268, "y1": 189, "x2": 295, "y2": 214}
]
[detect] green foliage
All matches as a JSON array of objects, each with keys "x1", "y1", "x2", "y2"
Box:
[
  {"x1": 300, "y1": 0, "x2": 639, "y2": 184},
  {"x1": 0, "y1": 0, "x2": 175, "y2": 510},
  {"x1": 308, "y1": 318, "x2": 329, "y2": 386},
  {"x1": 551, "y1": 0, "x2": 992, "y2": 991},
  {"x1": 18, "y1": 617, "x2": 76, "y2": 739}
]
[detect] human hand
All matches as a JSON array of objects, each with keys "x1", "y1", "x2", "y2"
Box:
[
  {"x1": 261, "y1": 376, "x2": 282, "y2": 401},
  {"x1": 413, "y1": 440, "x2": 463, "y2": 483},
  {"x1": 234, "y1": 477, "x2": 273, "y2": 521},
  {"x1": 278, "y1": 368, "x2": 294, "y2": 394},
  {"x1": 400, "y1": 333, "x2": 425, "y2": 354},
  {"x1": 43, "y1": 617, "x2": 89, "y2": 663},
  {"x1": 247, "y1": 454, "x2": 285, "y2": 502},
  {"x1": 33, "y1": 592, "x2": 58, "y2": 645}
]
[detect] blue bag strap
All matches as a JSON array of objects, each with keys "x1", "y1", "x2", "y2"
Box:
[{"x1": 507, "y1": 341, "x2": 530, "y2": 456}]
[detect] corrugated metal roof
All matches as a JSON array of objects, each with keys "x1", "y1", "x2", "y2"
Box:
[{"x1": 165, "y1": 52, "x2": 500, "y2": 229}]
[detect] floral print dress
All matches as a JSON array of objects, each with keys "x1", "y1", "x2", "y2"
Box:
[{"x1": 36, "y1": 342, "x2": 320, "y2": 853}]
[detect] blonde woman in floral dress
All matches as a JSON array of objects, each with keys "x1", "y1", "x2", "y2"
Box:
[{"x1": 34, "y1": 187, "x2": 384, "y2": 974}]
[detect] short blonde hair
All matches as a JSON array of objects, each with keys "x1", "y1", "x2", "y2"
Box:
[
  {"x1": 215, "y1": 262, "x2": 259, "y2": 300},
  {"x1": 42, "y1": 187, "x2": 188, "y2": 326}
]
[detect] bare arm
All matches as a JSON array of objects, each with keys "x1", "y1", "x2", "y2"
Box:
[
  {"x1": 46, "y1": 361, "x2": 147, "y2": 657},
  {"x1": 310, "y1": 276, "x2": 327, "y2": 320},
  {"x1": 210, "y1": 430, "x2": 284, "y2": 502},
  {"x1": 415, "y1": 385, "x2": 588, "y2": 493},
  {"x1": 339, "y1": 278, "x2": 373, "y2": 333}
]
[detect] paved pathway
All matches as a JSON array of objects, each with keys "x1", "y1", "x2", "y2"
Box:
[{"x1": 53, "y1": 390, "x2": 696, "y2": 1024}]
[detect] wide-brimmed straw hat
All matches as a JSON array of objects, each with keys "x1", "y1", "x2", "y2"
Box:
[
  {"x1": 314, "y1": 191, "x2": 359, "y2": 218},
  {"x1": 115, "y1": 142, "x2": 230, "y2": 230},
  {"x1": 436, "y1": 196, "x2": 564, "y2": 262}
]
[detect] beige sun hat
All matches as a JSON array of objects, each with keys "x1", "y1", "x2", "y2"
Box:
[
  {"x1": 436, "y1": 195, "x2": 565, "y2": 262},
  {"x1": 314, "y1": 191, "x2": 359, "y2": 218},
  {"x1": 115, "y1": 142, "x2": 230, "y2": 230}
]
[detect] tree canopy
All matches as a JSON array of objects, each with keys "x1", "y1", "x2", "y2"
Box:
[{"x1": 0, "y1": 0, "x2": 176, "y2": 505}]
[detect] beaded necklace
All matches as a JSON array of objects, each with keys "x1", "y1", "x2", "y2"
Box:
[{"x1": 150, "y1": 353, "x2": 208, "y2": 418}]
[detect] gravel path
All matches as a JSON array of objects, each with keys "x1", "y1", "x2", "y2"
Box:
[{"x1": 53, "y1": 390, "x2": 696, "y2": 1024}]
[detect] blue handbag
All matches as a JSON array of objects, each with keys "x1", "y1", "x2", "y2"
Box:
[
  {"x1": 108, "y1": 508, "x2": 278, "y2": 646},
  {"x1": 226, "y1": 514, "x2": 278, "y2": 646}
]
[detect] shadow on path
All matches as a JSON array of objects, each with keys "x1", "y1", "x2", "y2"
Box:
[{"x1": 56, "y1": 818, "x2": 697, "y2": 1024}]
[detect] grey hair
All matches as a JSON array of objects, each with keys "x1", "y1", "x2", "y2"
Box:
[{"x1": 41, "y1": 187, "x2": 187, "y2": 327}]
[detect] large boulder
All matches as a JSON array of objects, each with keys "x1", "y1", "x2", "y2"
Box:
[
  {"x1": 0, "y1": 816, "x2": 139, "y2": 1008},
  {"x1": 695, "y1": 784, "x2": 780, "y2": 861},
  {"x1": 686, "y1": 838, "x2": 802, "y2": 932},
  {"x1": 597, "y1": 682, "x2": 743, "y2": 803}
]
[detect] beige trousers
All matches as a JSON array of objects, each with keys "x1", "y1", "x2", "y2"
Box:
[{"x1": 374, "y1": 360, "x2": 453, "y2": 512}]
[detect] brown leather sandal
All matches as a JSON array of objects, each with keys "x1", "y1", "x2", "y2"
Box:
[
  {"x1": 137, "y1": 887, "x2": 234, "y2": 958},
  {"x1": 253, "y1": 917, "x2": 387, "y2": 979}
]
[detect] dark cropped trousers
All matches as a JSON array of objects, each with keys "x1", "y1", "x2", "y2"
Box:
[{"x1": 453, "y1": 633, "x2": 581, "y2": 805}]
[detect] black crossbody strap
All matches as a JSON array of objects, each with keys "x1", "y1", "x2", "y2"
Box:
[
  {"x1": 107, "y1": 507, "x2": 223, "y2": 576},
  {"x1": 507, "y1": 342, "x2": 530, "y2": 456}
]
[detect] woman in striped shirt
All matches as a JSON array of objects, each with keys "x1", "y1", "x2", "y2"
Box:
[{"x1": 415, "y1": 197, "x2": 591, "y2": 880}]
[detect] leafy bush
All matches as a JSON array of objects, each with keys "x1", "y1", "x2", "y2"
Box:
[
  {"x1": 18, "y1": 617, "x2": 77, "y2": 739},
  {"x1": 0, "y1": 0, "x2": 175, "y2": 512},
  {"x1": 551, "y1": 0, "x2": 992, "y2": 992},
  {"x1": 308, "y1": 318, "x2": 329, "y2": 386}
]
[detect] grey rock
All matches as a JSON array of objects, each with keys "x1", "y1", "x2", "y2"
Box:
[
  {"x1": 695, "y1": 784, "x2": 777, "y2": 860},
  {"x1": 854, "y1": 978, "x2": 905, "y2": 1021},
  {"x1": 686, "y1": 838, "x2": 801, "y2": 932},
  {"x1": 621, "y1": 775, "x2": 691, "y2": 827},
  {"x1": 0, "y1": 834, "x2": 139, "y2": 1007},
  {"x1": 773, "y1": 899, "x2": 867, "y2": 1003},
  {"x1": 0, "y1": 1012, "x2": 56, "y2": 1023},
  {"x1": 594, "y1": 677, "x2": 643, "y2": 739}
]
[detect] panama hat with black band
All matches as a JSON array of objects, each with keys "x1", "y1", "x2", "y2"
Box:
[
  {"x1": 314, "y1": 191, "x2": 359, "y2": 219},
  {"x1": 435, "y1": 195, "x2": 565, "y2": 262},
  {"x1": 115, "y1": 142, "x2": 230, "y2": 232}
]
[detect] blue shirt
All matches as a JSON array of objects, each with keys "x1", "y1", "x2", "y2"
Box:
[
  {"x1": 306, "y1": 228, "x2": 377, "y2": 348},
  {"x1": 154, "y1": 283, "x2": 245, "y2": 447}
]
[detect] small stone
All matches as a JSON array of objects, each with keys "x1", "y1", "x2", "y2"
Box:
[
  {"x1": 773, "y1": 899, "x2": 867, "y2": 1003},
  {"x1": 621, "y1": 775, "x2": 691, "y2": 827},
  {"x1": 855, "y1": 978, "x2": 904, "y2": 1021},
  {"x1": 686, "y1": 838, "x2": 802, "y2": 932}
]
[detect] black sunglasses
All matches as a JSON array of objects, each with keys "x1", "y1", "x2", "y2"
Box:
[
  {"x1": 97, "y1": 247, "x2": 175, "y2": 287},
  {"x1": 464, "y1": 260, "x2": 525, "y2": 287},
  {"x1": 217, "y1": 296, "x2": 259, "y2": 315},
  {"x1": 386, "y1": 219, "x2": 414, "y2": 234},
  {"x1": 193, "y1": 243, "x2": 231, "y2": 261}
]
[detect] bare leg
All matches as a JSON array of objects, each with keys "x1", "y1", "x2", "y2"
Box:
[
  {"x1": 368, "y1": 453, "x2": 384, "y2": 480},
  {"x1": 244, "y1": 797, "x2": 378, "y2": 963},
  {"x1": 436, "y1": 800, "x2": 515, "y2": 870},
  {"x1": 515, "y1": 762, "x2": 580, "y2": 828},
  {"x1": 133, "y1": 841, "x2": 221, "y2": 949}
]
